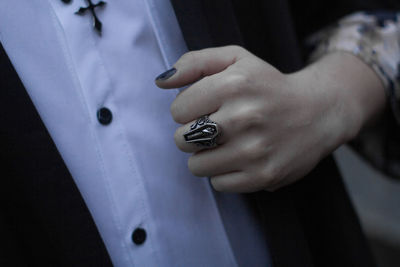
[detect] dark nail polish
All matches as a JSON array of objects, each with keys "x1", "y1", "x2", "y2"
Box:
[{"x1": 156, "y1": 68, "x2": 177, "y2": 81}]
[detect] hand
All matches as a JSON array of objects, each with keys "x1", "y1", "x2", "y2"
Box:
[{"x1": 156, "y1": 46, "x2": 385, "y2": 192}]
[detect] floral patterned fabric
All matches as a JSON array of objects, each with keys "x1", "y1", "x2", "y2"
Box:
[{"x1": 309, "y1": 11, "x2": 400, "y2": 178}]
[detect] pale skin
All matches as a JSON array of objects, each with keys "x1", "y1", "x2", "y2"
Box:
[{"x1": 156, "y1": 45, "x2": 386, "y2": 192}]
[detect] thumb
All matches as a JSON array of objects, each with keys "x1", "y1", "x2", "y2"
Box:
[{"x1": 155, "y1": 45, "x2": 248, "y2": 89}]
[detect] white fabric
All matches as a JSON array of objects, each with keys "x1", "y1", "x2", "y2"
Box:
[{"x1": 0, "y1": 0, "x2": 271, "y2": 266}]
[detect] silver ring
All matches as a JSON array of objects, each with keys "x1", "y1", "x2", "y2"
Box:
[{"x1": 183, "y1": 115, "x2": 220, "y2": 148}]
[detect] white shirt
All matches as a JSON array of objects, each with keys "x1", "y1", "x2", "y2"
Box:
[{"x1": 0, "y1": 0, "x2": 271, "y2": 266}]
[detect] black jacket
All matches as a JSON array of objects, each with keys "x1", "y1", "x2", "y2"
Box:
[{"x1": 1, "y1": 0, "x2": 399, "y2": 266}]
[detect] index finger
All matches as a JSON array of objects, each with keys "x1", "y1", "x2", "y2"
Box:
[{"x1": 155, "y1": 45, "x2": 248, "y2": 89}]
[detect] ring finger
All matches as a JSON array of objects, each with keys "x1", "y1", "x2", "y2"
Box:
[{"x1": 174, "y1": 107, "x2": 236, "y2": 153}]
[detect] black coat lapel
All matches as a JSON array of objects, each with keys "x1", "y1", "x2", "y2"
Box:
[
  {"x1": 170, "y1": 0, "x2": 302, "y2": 72},
  {"x1": 0, "y1": 43, "x2": 112, "y2": 267},
  {"x1": 170, "y1": 0, "x2": 244, "y2": 50},
  {"x1": 171, "y1": 1, "x2": 313, "y2": 266}
]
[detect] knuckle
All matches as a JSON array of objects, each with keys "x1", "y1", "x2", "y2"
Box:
[
  {"x1": 210, "y1": 177, "x2": 224, "y2": 192},
  {"x1": 227, "y1": 45, "x2": 246, "y2": 55},
  {"x1": 247, "y1": 112, "x2": 264, "y2": 129},
  {"x1": 232, "y1": 106, "x2": 264, "y2": 130},
  {"x1": 240, "y1": 139, "x2": 267, "y2": 162},
  {"x1": 230, "y1": 111, "x2": 250, "y2": 131},
  {"x1": 170, "y1": 101, "x2": 184, "y2": 123},
  {"x1": 252, "y1": 171, "x2": 273, "y2": 191},
  {"x1": 181, "y1": 51, "x2": 197, "y2": 63},
  {"x1": 173, "y1": 129, "x2": 181, "y2": 145},
  {"x1": 268, "y1": 164, "x2": 284, "y2": 180},
  {"x1": 170, "y1": 101, "x2": 178, "y2": 119},
  {"x1": 241, "y1": 144, "x2": 259, "y2": 162},
  {"x1": 188, "y1": 156, "x2": 203, "y2": 177},
  {"x1": 259, "y1": 164, "x2": 284, "y2": 189},
  {"x1": 223, "y1": 73, "x2": 249, "y2": 97},
  {"x1": 245, "y1": 175, "x2": 263, "y2": 192},
  {"x1": 259, "y1": 171, "x2": 274, "y2": 186},
  {"x1": 174, "y1": 129, "x2": 187, "y2": 151},
  {"x1": 228, "y1": 109, "x2": 245, "y2": 127}
]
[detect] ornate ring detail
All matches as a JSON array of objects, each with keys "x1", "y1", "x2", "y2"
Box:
[{"x1": 183, "y1": 115, "x2": 220, "y2": 148}]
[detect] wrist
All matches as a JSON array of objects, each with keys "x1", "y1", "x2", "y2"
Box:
[
  {"x1": 289, "y1": 52, "x2": 386, "y2": 151},
  {"x1": 321, "y1": 52, "x2": 386, "y2": 139}
]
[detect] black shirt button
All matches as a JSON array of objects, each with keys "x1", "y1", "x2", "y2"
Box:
[
  {"x1": 97, "y1": 107, "x2": 112, "y2": 125},
  {"x1": 132, "y1": 228, "x2": 146, "y2": 245}
]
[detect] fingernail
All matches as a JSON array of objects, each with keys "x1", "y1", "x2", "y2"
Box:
[{"x1": 155, "y1": 68, "x2": 177, "y2": 81}]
